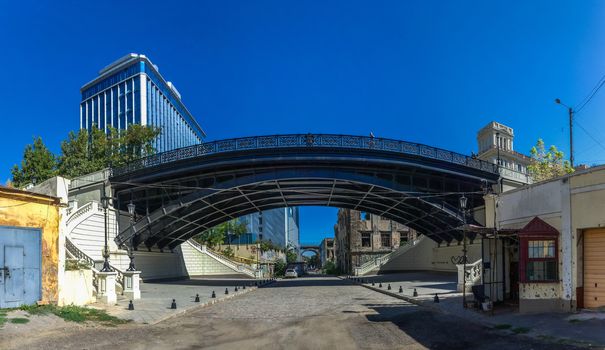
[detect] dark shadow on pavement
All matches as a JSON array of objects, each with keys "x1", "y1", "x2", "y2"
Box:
[{"x1": 362, "y1": 304, "x2": 585, "y2": 350}]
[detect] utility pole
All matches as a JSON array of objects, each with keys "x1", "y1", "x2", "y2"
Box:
[
  {"x1": 555, "y1": 98, "x2": 574, "y2": 168},
  {"x1": 568, "y1": 107, "x2": 574, "y2": 168}
]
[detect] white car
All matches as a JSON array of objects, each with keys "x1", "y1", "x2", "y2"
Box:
[{"x1": 284, "y1": 269, "x2": 298, "y2": 278}]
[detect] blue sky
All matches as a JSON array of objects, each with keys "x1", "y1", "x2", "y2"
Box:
[{"x1": 1, "y1": 1, "x2": 605, "y2": 244}]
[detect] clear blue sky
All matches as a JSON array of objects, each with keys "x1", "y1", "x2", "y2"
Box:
[{"x1": 2, "y1": 1, "x2": 605, "y2": 245}]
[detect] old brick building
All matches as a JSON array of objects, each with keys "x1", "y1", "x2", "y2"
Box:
[{"x1": 334, "y1": 209, "x2": 416, "y2": 274}]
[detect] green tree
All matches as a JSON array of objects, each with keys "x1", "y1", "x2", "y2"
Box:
[
  {"x1": 274, "y1": 259, "x2": 287, "y2": 277},
  {"x1": 194, "y1": 219, "x2": 248, "y2": 249},
  {"x1": 527, "y1": 139, "x2": 574, "y2": 182},
  {"x1": 285, "y1": 244, "x2": 298, "y2": 264},
  {"x1": 115, "y1": 124, "x2": 161, "y2": 167},
  {"x1": 11, "y1": 137, "x2": 57, "y2": 188},
  {"x1": 57, "y1": 125, "x2": 160, "y2": 178}
]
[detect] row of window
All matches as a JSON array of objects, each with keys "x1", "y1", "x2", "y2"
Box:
[
  {"x1": 80, "y1": 76, "x2": 141, "y2": 131},
  {"x1": 143, "y1": 63, "x2": 203, "y2": 140},
  {"x1": 361, "y1": 232, "x2": 392, "y2": 248},
  {"x1": 82, "y1": 63, "x2": 141, "y2": 99},
  {"x1": 147, "y1": 79, "x2": 200, "y2": 152}
]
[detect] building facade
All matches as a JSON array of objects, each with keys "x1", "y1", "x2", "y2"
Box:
[
  {"x1": 334, "y1": 209, "x2": 415, "y2": 274},
  {"x1": 480, "y1": 165, "x2": 605, "y2": 313},
  {"x1": 80, "y1": 53, "x2": 206, "y2": 153},
  {"x1": 476, "y1": 121, "x2": 532, "y2": 191},
  {"x1": 319, "y1": 238, "x2": 335, "y2": 267},
  {"x1": 235, "y1": 208, "x2": 300, "y2": 250}
]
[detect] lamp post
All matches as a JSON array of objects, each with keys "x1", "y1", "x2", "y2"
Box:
[
  {"x1": 459, "y1": 195, "x2": 468, "y2": 308},
  {"x1": 555, "y1": 98, "x2": 574, "y2": 168},
  {"x1": 127, "y1": 202, "x2": 137, "y2": 271},
  {"x1": 100, "y1": 189, "x2": 113, "y2": 272}
]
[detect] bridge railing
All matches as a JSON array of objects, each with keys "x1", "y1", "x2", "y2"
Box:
[{"x1": 111, "y1": 134, "x2": 499, "y2": 177}]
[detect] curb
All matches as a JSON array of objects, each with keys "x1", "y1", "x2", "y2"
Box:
[{"x1": 339, "y1": 276, "x2": 443, "y2": 313}]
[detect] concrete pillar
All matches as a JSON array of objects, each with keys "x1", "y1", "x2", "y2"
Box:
[
  {"x1": 122, "y1": 271, "x2": 141, "y2": 300},
  {"x1": 96, "y1": 271, "x2": 117, "y2": 304}
]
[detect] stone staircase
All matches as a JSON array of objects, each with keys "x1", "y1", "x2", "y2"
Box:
[
  {"x1": 183, "y1": 240, "x2": 258, "y2": 278},
  {"x1": 353, "y1": 236, "x2": 425, "y2": 276}
]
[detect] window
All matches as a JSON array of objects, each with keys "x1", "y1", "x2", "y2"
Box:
[
  {"x1": 519, "y1": 217, "x2": 559, "y2": 283},
  {"x1": 381, "y1": 233, "x2": 391, "y2": 247},
  {"x1": 525, "y1": 240, "x2": 557, "y2": 281},
  {"x1": 361, "y1": 232, "x2": 371, "y2": 247}
]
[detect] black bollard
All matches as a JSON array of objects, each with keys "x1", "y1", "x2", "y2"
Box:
[
  {"x1": 379, "y1": 283, "x2": 383, "y2": 288},
  {"x1": 211, "y1": 291, "x2": 216, "y2": 298},
  {"x1": 413, "y1": 288, "x2": 418, "y2": 297},
  {"x1": 434, "y1": 293, "x2": 440, "y2": 303},
  {"x1": 399, "y1": 286, "x2": 403, "y2": 293},
  {"x1": 243, "y1": 285, "x2": 246, "y2": 290},
  {"x1": 225, "y1": 288, "x2": 229, "y2": 295},
  {"x1": 171, "y1": 299, "x2": 177, "y2": 309},
  {"x1": 195, "y1": 294, "x2": 200, "y2": 302},
  {"x1": 235, "y1": 286, "x2": 238, "y2": 292},
  {"x1": 388, "y1": 284, "x2": 391, "y2": 290},
  {"x1": 372, "y1": 281, "x2": 375, "y2": 286},
  {"x1": 128, "y1": 300, "x2": 134, "y2": 310}
]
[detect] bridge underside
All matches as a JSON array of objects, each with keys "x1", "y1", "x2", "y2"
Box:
[{"x1": 111, "y1": 144, "x2": 497, "y2": 251}]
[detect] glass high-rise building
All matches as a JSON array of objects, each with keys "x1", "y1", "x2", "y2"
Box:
[
  {"x1": 80, "y1": 53, "x2": 205, "y2": 152},
  {"x1": 233, "y1": 208, "x2": 300, "y2": 251}
]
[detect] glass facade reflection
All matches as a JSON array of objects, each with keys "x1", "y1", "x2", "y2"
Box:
[
  {"x1": 80, "y1": 53, "x2": 205, "y2": 152},
  {"x1": 237, "y1": 208, "x2": 300, "y2": 250}
]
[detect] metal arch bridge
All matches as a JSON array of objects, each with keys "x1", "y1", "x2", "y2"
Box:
[{"x1": 110, "y1": 133, "x2": 499, "y2": 251}]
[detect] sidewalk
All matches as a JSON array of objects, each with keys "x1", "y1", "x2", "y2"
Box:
[
  {"x1": 348, "y1": 272, "x2": 605, "y2": 348},
  {"x1": 93, "y1": 277, "x2": 274, "y2": 324}
]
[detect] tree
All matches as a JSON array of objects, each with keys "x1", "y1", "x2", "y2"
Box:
[
  {"x1": 285, "y1": 244, "x2": 298, "y2": 264},
  {"x1": 11, "y1": 137, "x2": 57, "y2": 188},
  {"x1": 527, "y1": 139, "x2": 574, "y2": 182},
  {"x1": 194, "y1": 219, "x2": 248, "y2": 249},
  {"x1": 11, "y1": 125, "x2": 160, "y2": 187},
  {"x1": 56, "y1": 125, "x2": 160, "y2": 178}
]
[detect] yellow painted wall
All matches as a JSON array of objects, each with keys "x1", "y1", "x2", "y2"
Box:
[{"x1": 0, "y1": 188, "x2": 61, "y2": 304}]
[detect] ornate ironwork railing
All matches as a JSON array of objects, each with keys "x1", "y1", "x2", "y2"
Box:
[{"x1": 111, "y1": 134, "x2": 499, "y2": 177}]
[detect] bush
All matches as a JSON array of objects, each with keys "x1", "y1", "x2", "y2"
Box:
[
  {"x1": 222, "y1": 246, "x2": 234, "y2": 258},
  {"x1": 274, "y1": 260, "x2": 287, "y2": 277},
  {"x1": 322, "y1": 261, "x2": 341, "y2": 275}
]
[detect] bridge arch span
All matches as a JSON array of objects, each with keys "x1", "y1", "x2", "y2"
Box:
[{"x1": 110, "y1": 134, "x2": 498, "y2": 250}]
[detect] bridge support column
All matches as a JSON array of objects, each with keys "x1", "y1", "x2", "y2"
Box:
[
  {"x1": 96, "y1": 271, "x2": 117, "y2": 304},
  {"x1": 122, "y1": 270, "x2": 141, "y2": 300}
]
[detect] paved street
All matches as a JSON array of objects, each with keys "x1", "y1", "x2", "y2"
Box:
[{"x1": 1, "y1": 276, "x2": 589, "y2": 350}]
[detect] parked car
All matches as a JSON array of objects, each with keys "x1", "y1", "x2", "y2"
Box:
[{"x1": 284, "y1": 269, "x2": 298, "y2": 278}]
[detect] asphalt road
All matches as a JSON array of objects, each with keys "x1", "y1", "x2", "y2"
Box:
[{"x1": 1, "y1": 276, "x2": 589, "y2": 350}]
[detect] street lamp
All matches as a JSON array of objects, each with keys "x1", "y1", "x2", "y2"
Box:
[
  {"x1": 555, "y1": 98, "x2": 574, "y2": 168},
  {"x1": 100, "y1": 190, "x2": 113, "y2": 272},
  {"x1": 127, "y1": 202, "x2": 137, "y2": 271},
  {"x1": 459, "y1": 195, "x2": 468, "y2": 308}
]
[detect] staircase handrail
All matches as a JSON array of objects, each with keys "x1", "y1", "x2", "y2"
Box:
[
  {"x1": 186, "y1": 240, "x2": 257, "y2": 277},
  {"x1": 456, "y1": 258, "x2": 482, "y2": 291},
  {"x1": 65, "y1": 201, "x2": 95, "y2": 229},
  {"x1": 65, "y1": 236, "x2": 125, "y2": 292},
  {"x1": 353, "y1": 236, "x2": 423, "y2": 276}
]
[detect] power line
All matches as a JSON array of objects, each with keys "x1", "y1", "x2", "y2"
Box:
[
  {"x1": 575, "y1": 73, "x2": 605, "y2": 114},
  {"x1": 574, "y1": 119, "x2": 605, "y2": 154}
]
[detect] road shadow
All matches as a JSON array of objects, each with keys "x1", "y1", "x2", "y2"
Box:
[{"x1": 362, "y1": 304, "x2": 584, "y2": 350}]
